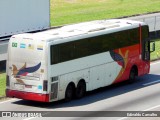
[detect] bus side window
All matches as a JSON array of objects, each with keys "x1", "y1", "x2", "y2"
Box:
[
  {"x1": 102, "y1": 33, "x2": 119, "y2": 52},
  {"x1": 129, "y1": 28, "x2": 139, "y2": 45},
  {"x1": 141, "y1": 25, "x2": 150, "y2": 61},
  {"x1": 75, "y1": 39, "x2": 90, "y2": 58},
  {"x1": 144, "y1": 41, "x2": 150, "y2": 61},
  {"x1": 88, "y1": 36, "x2": 103, "y2": 55},
  {"x1": 51, "y1": 45, "x2": 59, "y2": 65},
  {"x1": 59, "y1": 42, "x2": 75, "y2": 63}
]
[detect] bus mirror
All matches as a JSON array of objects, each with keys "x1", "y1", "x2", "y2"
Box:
[{"x1": 150, "y1": 42, "x2": 155, "y2": 52}]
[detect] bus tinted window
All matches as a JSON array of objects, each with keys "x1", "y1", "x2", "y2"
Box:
[
  {"x1": 129, "y1": 28, "x2": 139, "y2": 44},
  {"x1": 75, "y1": 39, "x2": 90, "y2": 58},
  {"x1": 59, "y1": 42, "x2": 75, "y2": 63},
  {"x1": 142, "y1": 25, "x2": 149, "y2": 39},
  {"x1": 141, "y1": 25, "x2": 150, "y2": 61},
  {"x1": 51, "y1": 46, "x2": 59, "y2": 65},
  {"x1": 51, "y1": 28, "x2": 140, "y2": 65}
]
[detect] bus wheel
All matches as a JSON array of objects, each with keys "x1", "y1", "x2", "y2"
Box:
[
  {"x1": 65, "y1": 84, "x2": 74, "y2": 102},
  {"x1": 129, "y1": 66, "x2": 137, "y2": 83},
  {"x1": 75, "y1": 80, "x2": 86, "y2": 99}
]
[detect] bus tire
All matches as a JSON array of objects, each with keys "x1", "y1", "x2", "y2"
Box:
[
  {"x1": 65, "y1": 83, "x2": 74, "y2": 102},
  {"x1": 75, "y1": 80, "x2": 86, "y2": 99},
  {"x1": 129, "y1": 66, "x2": 137, "y2": 83}
]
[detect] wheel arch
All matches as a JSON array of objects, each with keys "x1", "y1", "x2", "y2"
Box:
[
  {"x1": 131, "y1": 65, "x2": 138, "y2": 76},
  {"x1": 66, "y1": 82, "x2": 76, "y2": 91},
  {"x1": 77, "y1": 79, "x2": 86, "y2": 86}
]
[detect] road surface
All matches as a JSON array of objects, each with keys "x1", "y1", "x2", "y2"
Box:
[{"x1": 0, "y1": 61, "x2": 160, "y2": 120}]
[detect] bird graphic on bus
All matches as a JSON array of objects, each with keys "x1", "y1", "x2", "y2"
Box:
[
  {"x1": 12, "y1": 62, "x2": 41, "y2": 84},
  {"x1": 110, "y1": 50, "x2": 125, "y2": 68},
  {"x1": 110, "y1": 49, "x2": 129, "y2": 83}
]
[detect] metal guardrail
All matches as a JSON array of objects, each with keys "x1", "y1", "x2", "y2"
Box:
[
  {"x1": 133, "y1": 15, "x2": 160, "y2": 32},
  {"x1": 0, "y1": 41, "x2": 8, "y2": 61},
  {"x1": 125, "y1": 14, "x2": 160, "y2": 38},
  {"x1": 0, "y1": 43, "x2": 8, "y2": 54}
]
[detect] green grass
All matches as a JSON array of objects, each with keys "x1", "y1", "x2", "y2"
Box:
[
  {"x1": 0, "y1": 73, "x2": 6, "y2": 97},
  {"x1": 151, "y1": 39, "x2": 160, "y2": 61},
  {"x1": 51, "y1": 0, "x2": 160, "y2": 26}
]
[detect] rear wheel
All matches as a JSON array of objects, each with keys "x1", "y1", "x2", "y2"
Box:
[
  {"x1": 75, "y1": 81, "x2": 86, "y2": 99},
  {"x1": 65, "y1": 84, "x2": 74, "y2": 102}
]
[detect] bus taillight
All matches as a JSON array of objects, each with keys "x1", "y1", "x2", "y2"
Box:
[
  {"x1": 6, "y1": 75, "x2": 10, "y2": 87},
  {"x1": 43, "y1": 80, "x2": 48, "y2": 91}
]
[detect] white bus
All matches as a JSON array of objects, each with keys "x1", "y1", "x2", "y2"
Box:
[{"x1": 6, "y1": 19, "x2": 153, "y2": 102}]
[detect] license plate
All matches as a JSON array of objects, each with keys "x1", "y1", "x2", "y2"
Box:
[{"x1": 15, "y1": 84, "x2": 24, "y2": 90}]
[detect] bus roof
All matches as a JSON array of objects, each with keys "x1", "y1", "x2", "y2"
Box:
[{"x1": 11, "y1": 19, "x2": 147, "y2": 43}]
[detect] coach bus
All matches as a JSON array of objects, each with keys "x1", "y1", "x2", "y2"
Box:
[{"x1": 6, "y1": 19, "x2": 154, "y2": 102}]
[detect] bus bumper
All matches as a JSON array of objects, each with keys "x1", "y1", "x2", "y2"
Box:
[{"x1": 6, "y1": 89, "x2": 49, "y2": 102}]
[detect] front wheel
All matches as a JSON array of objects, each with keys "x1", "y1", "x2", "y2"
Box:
[{"x1": 128, "y1": 67, "x2": 137, "y2": 83}]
